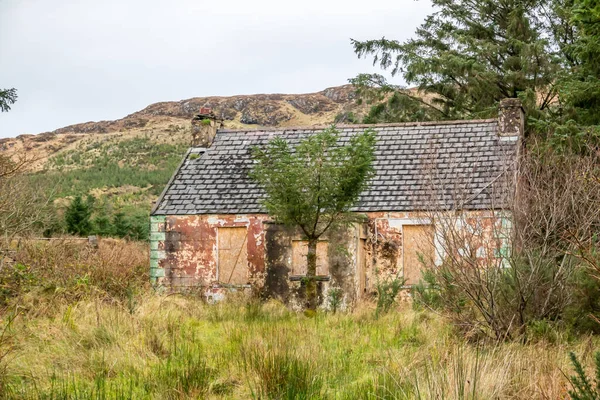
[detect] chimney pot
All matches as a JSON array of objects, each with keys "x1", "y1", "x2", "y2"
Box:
[{"x1": 498, "y1": 98, "x2": 524, "y2": 138}]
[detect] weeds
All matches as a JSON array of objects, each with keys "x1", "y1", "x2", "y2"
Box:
[
  {"x1": 241, "y1": 340, "x2": 323, "y2": 399},
  {"x1": 0, "y1": 240, "x2": 596, "y2": 399},
  {"x1": 375, "y1": 275, "x2": 404, "y2": 317}
]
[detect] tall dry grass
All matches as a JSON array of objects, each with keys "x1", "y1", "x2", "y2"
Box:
[
  {"x1": 0, "y1": 238, "x2": 148, "y2": 313},
  {"x1": 1, "y1": 294, "x2": 597, "y2": 399},
  {"x1": 0, "y1": 239, "x2": 597, "y2": 399}
]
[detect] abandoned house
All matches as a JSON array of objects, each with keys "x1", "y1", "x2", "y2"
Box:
[{"x1": 150, "y1": 100, "x2": 522, "y2": 309}]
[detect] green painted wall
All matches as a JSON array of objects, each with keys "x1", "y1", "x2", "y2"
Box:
[{"x1": 149, "y1": 215, "x2": 167, "y2": 285}]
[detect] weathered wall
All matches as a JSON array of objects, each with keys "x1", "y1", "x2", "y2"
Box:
[
  {"x1": 361, "y1": 211, "x2": 511, "y2": 293},
  {"x1": 263, "y1": 222, "x2": 360, "y2": 311},
  {"x1": 150, "y1": 214, "x2": 268, "y2": 301},
  {"x1": 150, "y1": 210, "x2": 511, "y2": 306}
]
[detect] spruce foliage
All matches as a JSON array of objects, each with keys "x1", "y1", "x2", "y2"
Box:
[
  {"x1": 0, "y1": 88, "x2": 17, "y2": 112},
  {"x1": 250, "y1": 126, "x2": 376, "y2": 309},
  {"x1": 352, "y1": 0, "x2": 567, "y2": 122},
  {"x1": 65, "y1": 195, "x2": 93, "y2": 236},
  {"x1": 568, "y1": 352, "x2": 600, "y2": 400}
]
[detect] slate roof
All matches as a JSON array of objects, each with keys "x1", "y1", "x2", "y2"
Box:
[{"x1": 152, "y1": 120, "x2": 519, "y2": 215}]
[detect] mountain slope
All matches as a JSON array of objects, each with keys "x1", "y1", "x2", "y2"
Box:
[
  {"x1": 0, "y1": 85, "x2": 362, "y2": 171},
  {"x1": 0, "y1": 85, "x2": 365, "y2": 237}
]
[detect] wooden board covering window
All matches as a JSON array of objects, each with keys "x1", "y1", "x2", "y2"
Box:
[
  {"x1": 402, "y1": 225, "x2": 434, "y2": 285},
  {"x1": 291, "y1": 240, "x2": 329, "y2": 276},
  {"x1": 217, "y1": 227, "x2": 248, "y2": 285}
]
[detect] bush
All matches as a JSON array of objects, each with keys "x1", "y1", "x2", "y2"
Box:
[
  {"x1": 568, "y1": 351, "x2": 600, "y2": 400},
  {"x1": 0, "y1": 239, "x2": 148, "y2": 310},
  {"x1": 375, "y1": 275, "x2": 404, "y2": 317}
]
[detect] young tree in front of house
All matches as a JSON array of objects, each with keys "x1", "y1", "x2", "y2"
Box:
[{"x1": 251, "y1": 126, "x2": 376, "y2": 310}]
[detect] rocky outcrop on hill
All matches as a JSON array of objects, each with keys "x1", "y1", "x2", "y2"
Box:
[
  {"x1": 9, "y1": 85, "x2": 360, "y2": 141},
  {"x1": 127, "y1": 84, "x2": 357, "y2": 124},
  {"x1": 0, "y1": 85, "x2": 364, "y2": 168}
]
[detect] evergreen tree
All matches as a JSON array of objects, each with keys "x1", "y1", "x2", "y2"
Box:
[
  {"x1": 112, "y1": 212, "x2": 130, "y2": 238},
  {"x1": 531, "y1": 0, "x2": 600, "y2": 151},
  {"x1": 0, "y1": 88, "x2": 17, "y2": 112},
  {"x1": 251, "y1": 126, "x2": 376, "y2": 310},
  {"x1": 351, "y1": 0, "x2": 573, "y2": 123},
  {"x1": 65, "y1": 195, "x2": 93, "y2": 236},
  {"x1": 92, "y1": 211, "x2": 112, "y2": 237},
  {"x1": 128, "y1": 214, "x2": 149, "y2": 241},
  {"x1": 560, "y1": 0, "x2": 600, "y2": 125}
]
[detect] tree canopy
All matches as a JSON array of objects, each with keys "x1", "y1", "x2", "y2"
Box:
[
  {"x1": 0, "y1": 88, "x2": 17, "y2": 112},
  {"x1": 251, "y1": 126, "x2": 376, "y2": 309},
  {"x1": 351, "y1": 0, "x2": 574, "y2": 124}
]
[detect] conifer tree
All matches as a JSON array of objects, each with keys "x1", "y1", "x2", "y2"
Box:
[
  {"x1": 560, "y1": 0, "x2": 600, "y2": 125},
  {"x1": 65, "y1": 195, "x2": 93, "y2": 236},
  {"x1": 351, "y1": 0, "x2": 573, "y2": 123},
  {"x1": 112, "y1": 212, "x2": 130, "y2": 238},
  {"x1": 251, "y1": 126, "x2": 376, "y2": 310},
  {"x1": 0, "y1": 88, "x2": 17, "y2": 112},
  {"x1": 92, "y1": 211, "x2": 112, "y2": 237}
]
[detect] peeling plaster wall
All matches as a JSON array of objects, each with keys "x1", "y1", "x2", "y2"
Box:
[
  {"x1": 362, "y1": 211, "x2": 511, "y2": 293},
  {"x1": 150, "y1": 210, "x2": 511, "y2": 306},
  {"x1": 151, "y1": 214, "x2": 268, "y2": 300},
  {"x1": 263, "y1": 222, "x2": 360, "y2": 311}
]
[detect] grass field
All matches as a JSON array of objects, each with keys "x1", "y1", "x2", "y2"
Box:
[{"x1": 1, "y1": 240, "x2": 597, "y2": 399}]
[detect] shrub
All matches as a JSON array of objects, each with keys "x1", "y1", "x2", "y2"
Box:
[
  {"x1": 375, "y1": 275, "x2": 404, "y2": 317},
  {"x1": 568, "y1": 351, "x2": 600, "y2": 400},
  {"x1": 327, "y1": 287, "x2": 343, "y2": 314},
  {"x1": 0, "y1": 238, "x2": 148, "y2": 310}
]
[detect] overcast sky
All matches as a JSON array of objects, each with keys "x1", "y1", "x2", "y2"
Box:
[{"x1": 0, "y1": 0, "x2": 433, "y2": 138}]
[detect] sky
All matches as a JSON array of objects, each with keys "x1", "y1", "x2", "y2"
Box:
[{"x1": 0, "y1": 0, "x2": 433, "y2": 138}]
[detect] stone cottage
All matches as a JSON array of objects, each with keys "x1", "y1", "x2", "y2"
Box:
[{"x1": 150, "y1": 101, "x2": 522, "y2": 308}]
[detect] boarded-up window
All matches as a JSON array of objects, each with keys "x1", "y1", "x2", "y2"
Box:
[
  {"x1": 217, "y1": 227, "x2": 248, "y2": 285},
  {"x1": 402, "y1": 225, "x2": 434, "y2": 285},
  {"x1": 291, "y1": 240, "x2": 329, "y2": 276}
]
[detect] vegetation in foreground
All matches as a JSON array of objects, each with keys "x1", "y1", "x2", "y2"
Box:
[{"x1": 0, "y1": 239, "x2": 598, "y2": 399}]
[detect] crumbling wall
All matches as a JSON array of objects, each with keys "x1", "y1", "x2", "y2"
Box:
[
  {"x1": 263, "y1": 222, "x2": 360, "y2": 311},
  {"x1": 362, "y1": 211, "x2": 510, "y2": 293},
  {"x1": 150, "y1": 210, "x2": 510, "y2": 306},
  {"x1": 150, "y1": 214, "x2": 268, "y2": 300}
]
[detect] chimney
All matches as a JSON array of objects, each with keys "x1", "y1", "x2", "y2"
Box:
[
  {"x1": 191, "y1": 107, "x2": 223, "y2": 147},
  {"x1": 498, "y1": 98, "x2": 524, "y2": 139}
]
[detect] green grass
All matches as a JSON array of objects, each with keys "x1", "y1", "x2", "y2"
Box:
[
  {"x1": 1, "y1": 239, "x2": 597, "y2": 399},
  {"x1": 2, "y1": 294, "x2": 596, "y2": 399}
]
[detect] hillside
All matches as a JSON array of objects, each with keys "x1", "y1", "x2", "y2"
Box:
[
  {"x1": 0, "y1": 84, "x2": 362, "y2": 170},
  {"x1": 0, "y1": 85, "x2": 366, "y2": 238}
]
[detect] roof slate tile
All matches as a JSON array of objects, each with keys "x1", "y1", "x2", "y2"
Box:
[{"x1": 152, "y1": 120, "x2": 517, "y2": 215}]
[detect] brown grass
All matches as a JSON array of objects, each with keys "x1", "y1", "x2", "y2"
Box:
[{"x1": 0, "y1": 239, "x2": 597, "y2": 399}]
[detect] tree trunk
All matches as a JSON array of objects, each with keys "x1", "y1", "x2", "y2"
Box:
[{"x1": 306, "y1": 238, "x2": 318, "y2": 310}]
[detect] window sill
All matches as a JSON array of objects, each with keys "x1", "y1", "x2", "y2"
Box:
[
  {"x1": 289, "y1": 275, "x2": 331, "y2": 282},
  {"x1": 213, "y1": 283, "x2": 252, "y2": 289}
]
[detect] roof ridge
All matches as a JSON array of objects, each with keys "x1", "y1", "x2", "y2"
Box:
[{"x1": 217, "y1": 118, "x2": 497, "y2": 134}]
